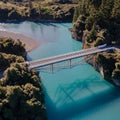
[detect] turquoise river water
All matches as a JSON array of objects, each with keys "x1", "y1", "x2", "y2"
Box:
[{"x1": 1, "y1": 21, "x2": 120, "y2": 120}]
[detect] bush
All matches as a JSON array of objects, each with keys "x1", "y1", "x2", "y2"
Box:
[
  {"x1": 0, "y1": 52, "x2": 24, "y2": 71},
  {"x1": 0, "y1": 84, "x2": 47, "y2": 120},
  {"x1": 0, "y1": 63, "x2": 47, "y2": 120},
  {"x1": 112, "y1": 69, "x2": 120, "y2": 80},
  {"x1": 8, "y1": 10, "x2": 21, "y2": 20},
  {"x1": 1, "y1": 63, "x2": 41, "y2": 88},
  {"x1": 85, "y1": 16, "x2": 94, "y2": 30},
  {"x1": 94, "y1": 37, "x2": 104, "y2": 46},
  {"x1": 0, "y1": 37, "x2": 26, "y2": 58},
  {"x1": 0, "y1": 36, "x2": 47, "y2": 119},
  {"x1": 86, "y1": 27, "x2": 97, "y2": 43},
  {"x1": 95, "y1": 53, "x2": 116, "y2": 79},
  {"x1": 72, "y1": 0, "x2": 120, "y2": 45}
]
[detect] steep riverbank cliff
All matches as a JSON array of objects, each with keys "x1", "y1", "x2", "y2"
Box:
[{"x1": 71, "y1": 0, "x2": 120, "y2": 86}]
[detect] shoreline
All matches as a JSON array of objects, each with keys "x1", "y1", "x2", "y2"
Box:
[
  {"x1": 0, "y1": 20, "x2": 72, "y2": 25},
  {"x1": 0, "y1": 30, "x2": 39, "y2": 52}
]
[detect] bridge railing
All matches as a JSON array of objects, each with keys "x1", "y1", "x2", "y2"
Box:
[
  {"x1": 28, "y1": 44, "x2": 107, "y2": 64},
  {"x1": 28, "y1": 46, "x2": 116, "y2": 70}
]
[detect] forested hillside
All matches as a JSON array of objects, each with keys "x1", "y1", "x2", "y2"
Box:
[
  {"x1": 0, "y1": 0, "x2": 77, "y2": 22},
  {"x1": 72, "y1": 0, "x2": 120, "y2": 86},
  {"x1": 0, "y1": 37, "x2": 47, "y2": 120}
]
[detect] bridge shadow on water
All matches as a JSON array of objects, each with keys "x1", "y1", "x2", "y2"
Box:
[{"x1": 43, "y1": 75, "x2": 120, "y2": 120}]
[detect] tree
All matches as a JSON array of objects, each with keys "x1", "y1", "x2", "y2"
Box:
[
  {"x1": 94, "y1": 37, "x2": 104, "y2": 46},
  {"x1": 73, "y1": 7, "x2": 80, "y2": 23},
  {"x1": 0, "y1": 52, "x2": 24, "y2": 71},
  {"x1": 0, "y1": 85, "x2": 47, "y2": 120},
  {"x1": 0, "y1": 37, "x2": 26, "y2": 58},
  {"x1": 112, "y1": 69, "x2": 120, "y2": 80},
  {"x1": 0, "y1": 63, "x2": 47, "y2": 120},
  {"x1": 0, "y1": 36, "x2": 47, "y2": 119},
  {"x1": 112, "y1": 61, "x2": 120, "y2": 80},
  {"x1": 99, "y1": 0, "x2": 114, "y2": 19},
  {"x1": 112, "y1": 0, "x2": 120, "y2": 20},
  {"x1": 1, "y1": 63, "x2": 41, "y2": 88}
]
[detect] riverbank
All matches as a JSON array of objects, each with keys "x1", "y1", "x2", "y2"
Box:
[{"x1": 0, "y1": 30, "x2": 39, "y2": 52}]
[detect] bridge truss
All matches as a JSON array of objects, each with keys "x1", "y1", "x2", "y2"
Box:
[
  {"x1": 28, "y1": 45, "x2": 116, "y2": 73},
  {"x1": 35, "y1": 56, "x2": 92, "y2": 73}
]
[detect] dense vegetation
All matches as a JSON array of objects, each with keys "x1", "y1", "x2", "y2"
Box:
[
  {"x1": 0, "y1": 0, "x2": 77, "y2": 22},
  {"x1": 0, "y1": 37, "x2": 47, "y2": 119},
  {"x1": 72, "y1": 0, "x2": 120, "y2": 85},
  {"x1": 0, "y1": 37, "x2": 26, "y2": 58},
  {"x1": 0, "y1": 52, "x2": 24, "y2": 71},
  {"x1": 95, "y1": 51, "x2": 120, "y2": 83},
  {"x1": 72, "y1": 0, "x2": 120, "y2": 46}
]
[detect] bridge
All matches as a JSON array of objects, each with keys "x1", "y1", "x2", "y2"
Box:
[{"x1": 28, "y1": 45, "x2": 115, "y2": 71}]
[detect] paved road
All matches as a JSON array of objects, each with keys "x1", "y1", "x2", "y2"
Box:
[{"x1": 28, "y1": 45, "x2": 115, "y2": 69}]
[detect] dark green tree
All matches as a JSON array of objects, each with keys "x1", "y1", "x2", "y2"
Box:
[
  {"x1": 0, "y1": 52, "x2": 24, "y2": 71},
  {"x1": 0, "y1": 37, "x2": 26, "y2": 58}
]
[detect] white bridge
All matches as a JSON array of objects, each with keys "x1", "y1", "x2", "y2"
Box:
[{"x1": 28, "y1": 45, "x2": 116, "y2": 72}]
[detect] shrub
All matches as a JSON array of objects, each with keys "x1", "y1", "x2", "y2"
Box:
[
  {"x1": 94, "y1": 37, "x2": 104, "y2": 46},
  {"x1": 0, "y1": 52, "x2": 24, "y2": 71},
  {"x1": 0, "y1": 84, "x2": 47, "y2": 120},
  {"x1": 0, "y1": 37, "x2": 26, "y2": 58},
  {"x1": 1, "y1": 63, "x2": 41, "y2": 88}
]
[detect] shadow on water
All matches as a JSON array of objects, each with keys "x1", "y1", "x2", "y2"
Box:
[
  {"x1": 59, "y1": 23, "x2": 72, "y2": 28},
  {"x1": 43, "y1": 87, "x2": 58, "y2": 119},
  {"x1": 57, "y1": 87, "x2": 120, "y2": 120},
  {"x1": 43, "y1": 75, "x2": 120, "y2": 120},
  {"x1": 35, "y1": 22, "x2": 59, "y2": 28},
  {"x1": 0, "y1": 21, "x2": 23, "y2": 24}
]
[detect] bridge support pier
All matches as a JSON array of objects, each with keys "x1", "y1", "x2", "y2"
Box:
[
  {"x1": 50, "y1": 64, "x2": 53, "y2": 73},
  {"x1": 69, "y1": 59, "x2": 72, "y2": 68}
]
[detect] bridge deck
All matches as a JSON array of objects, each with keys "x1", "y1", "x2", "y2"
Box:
[{"x1": 28, "y1": 46, "x2": 115, "y2": 69}]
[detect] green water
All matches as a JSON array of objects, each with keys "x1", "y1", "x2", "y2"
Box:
[{"x1": 1, "y1": 21, "x2": 120, "y2": 120}]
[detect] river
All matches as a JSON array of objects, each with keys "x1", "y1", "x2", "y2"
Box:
[{"x1": 1, "y1": 21, "x2": 120, "y2": 120}]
